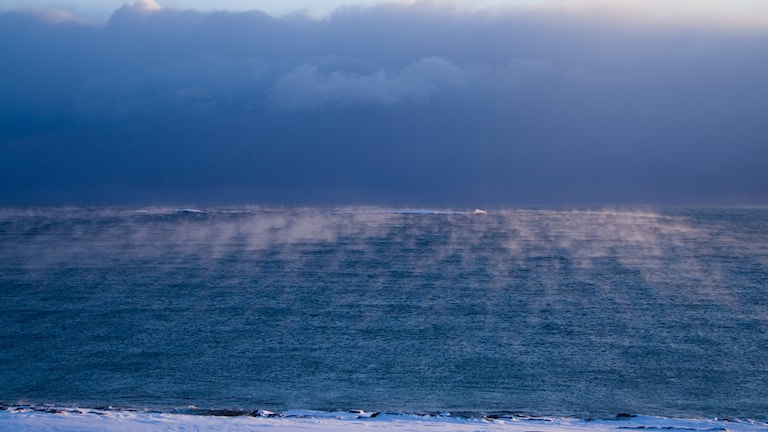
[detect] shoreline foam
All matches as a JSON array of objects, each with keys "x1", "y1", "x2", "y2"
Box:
[{"x1": 2, "y1": 405, "x2": 767, "y2": 432}]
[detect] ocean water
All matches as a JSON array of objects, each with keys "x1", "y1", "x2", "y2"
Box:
[{"x1": 1, "y1": 206, "x2": 767, "y2": 425}]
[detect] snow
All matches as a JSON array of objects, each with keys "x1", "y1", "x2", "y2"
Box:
[{"x1": 1, "y1": 408, "x2": 767, "y2": 432}]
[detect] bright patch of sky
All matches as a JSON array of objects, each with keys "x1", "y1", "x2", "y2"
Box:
[
  {"x1": 2, "y1": 0, "x2": 767, "y2": 31},
  {"x1": 1, "y1": 0, "x2": 761, "y2": 20},
  {"x1": 0, "y1": 0, "x2": 516, "y2": 20}
]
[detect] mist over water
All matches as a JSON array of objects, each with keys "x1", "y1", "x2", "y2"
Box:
[{"x1": 1, "y1": 206, "x2": 767, "y2": 419}]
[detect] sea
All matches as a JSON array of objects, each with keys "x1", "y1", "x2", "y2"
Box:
[{"x1": 1, "y1": 205, "x2": 767, "y2": 431}]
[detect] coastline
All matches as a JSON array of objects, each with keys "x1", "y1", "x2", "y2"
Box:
[{"x1": 2, "y1": 405, "x2": 767, "y2": 432}]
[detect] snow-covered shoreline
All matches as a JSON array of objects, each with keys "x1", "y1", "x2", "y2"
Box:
[{"x1": 2, "y1": 406, "x2": 767, "y2": 432}]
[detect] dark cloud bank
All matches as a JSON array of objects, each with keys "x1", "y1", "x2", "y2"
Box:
[{"x1": 2, "y1": 1, "x2": 767, "y2": 205}]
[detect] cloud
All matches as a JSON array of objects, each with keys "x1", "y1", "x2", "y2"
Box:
[
  {"x1": 129, "y1": 0, "x2": 161, "y2": 12},
  {"x1": 73, "y1": 52, "x2": 267, "y2": 115},
  {"x1": 269, "y1": 57, "x2": 468, "y2": 109},
  {"x1": 6, "y1": 8, "x2": 88, "y2": 24},
  {"x1": 1, "y1": 1, "x2": 767, "y2": 204}
]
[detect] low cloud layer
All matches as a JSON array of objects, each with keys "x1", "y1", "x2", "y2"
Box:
[
  {"x1": 1, "y1": 1, "x2": 767, "y2": 204},
  {"x1": 270, "y1": 57, "x2": 469, "y2": 109}
]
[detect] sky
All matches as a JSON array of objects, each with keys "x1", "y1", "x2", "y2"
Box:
[
  {"x1": 6, "y1": 0, "x2": 530, "y2": 20},
  {"x1": 1, "y1": 0, "x2": 767, "y2": 205}
]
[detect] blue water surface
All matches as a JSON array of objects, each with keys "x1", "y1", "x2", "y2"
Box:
[{"x1": 1, "y1": 206, "x2": 766, "y2": 420}]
